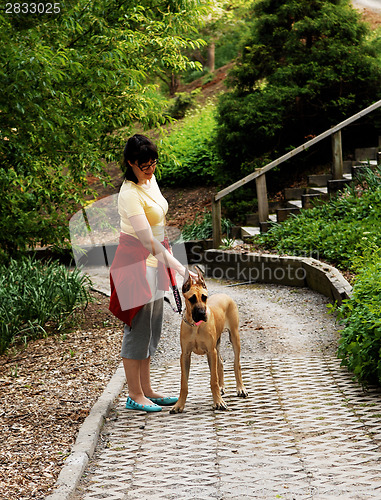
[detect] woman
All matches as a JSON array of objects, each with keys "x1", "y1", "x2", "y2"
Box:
[{"x1": 109, "y1": 134, "x2": 195, "y2": 412}]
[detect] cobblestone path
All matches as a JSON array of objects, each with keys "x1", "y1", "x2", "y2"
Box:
[{"x1": 73, "y1": 281, "x2": 381, "y2": 500}]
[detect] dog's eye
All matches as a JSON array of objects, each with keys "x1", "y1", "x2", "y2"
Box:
[
  {"x1": 189, "y1": 295, "x2": 197, "y2": 304},
  {"x1": 201, "y1": 294, "x2": 207, "y2": 302}
]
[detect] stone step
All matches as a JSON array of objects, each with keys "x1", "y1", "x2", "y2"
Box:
[
  {"x1": 241, "y1": 214, "x2": 278, "y2": 237},
  {"x1": 302, "y1": 192, "x2": 329, "y2": 209},
  {"x1": 308, "y1": 174, "x2": 332, "y2": 187},
  {"x1": 287, "y1": 199, "x2": 303, "y2": 209},
  {"x1": 327, "y1": 178, "x2": 352, "y2": 194},
  {"x1": 284, "y1": 187, "x2": 305, "y2": 200},
  {"x1": 307, "y1": 186, "x2": 328, "y2": 195},
  {"x1": 343, "y1": 160, "x2": 354, "y2": 174},
  {"x1": 245, "y1": 207, "x2": 281, "y2": 226},
  {"x1": 276, "y1": 207, "x2": 301, "y2": 223},
  {"x1": 356, "y1": 159, "x2": 378, "y2": 166},
  {"x1": 355, "y1": 147, "x2": 378, "y2": 161},
  {"x1": 241, "y1": 226, "x2": 260, "y2": 238},
  {"x1": 245, "y1": 213, "x2": 260, "y2": 226}
]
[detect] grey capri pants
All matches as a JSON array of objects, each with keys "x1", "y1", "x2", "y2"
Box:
[{"x1": 120, "y1": 266, "x2": 164, "y2": 360}]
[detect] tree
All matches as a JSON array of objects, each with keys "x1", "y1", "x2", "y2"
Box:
[
  {"x1": 215, "y1": 0, "x2": 381, "y2": 182},
  {"x1": 184, "y1": 0, "x2": 254, "y2": 72},
  {"x1": 0, "y1": 0, "x2": 208, "y2": 261}
]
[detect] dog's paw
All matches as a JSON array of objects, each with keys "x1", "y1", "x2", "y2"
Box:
[
  {"x1": 237, "y1": 387, "x2": 248, "y2": 398},
  {"x1": 214, "y1": 400, "x2": 228, "y2": 411},
  {"x1": 170, "y1": 405, "x2": 184, "y2": 414}
]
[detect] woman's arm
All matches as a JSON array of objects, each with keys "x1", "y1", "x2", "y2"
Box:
[{"x1": 128, "y1": 213, "x2": 187, "y2": 277}]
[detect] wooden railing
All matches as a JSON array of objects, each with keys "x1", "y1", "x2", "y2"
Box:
[{"x1": 212, "y1": 99, "x2": 381, "y2": 247}]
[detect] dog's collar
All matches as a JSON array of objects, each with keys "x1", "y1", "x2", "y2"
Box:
[
  {"x1": 182, "y1": 312, "x2": 208, "y2": 328},
  {"x1": 182, "y1": 313, "x2": 197, "y2": 328}
]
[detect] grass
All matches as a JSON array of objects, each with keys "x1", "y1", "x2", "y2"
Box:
[{"x1": 0, "y1": 256, "x2": 92, "y2": 353}]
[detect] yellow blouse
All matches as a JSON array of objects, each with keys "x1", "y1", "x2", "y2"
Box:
[{"x1": 118, "y1": 175, "x2": 168, "y2": 267}]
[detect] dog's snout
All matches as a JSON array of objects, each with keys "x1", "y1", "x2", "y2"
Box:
[{"x1": 192, "y1": 306, "x2": 207, "y2": 323}]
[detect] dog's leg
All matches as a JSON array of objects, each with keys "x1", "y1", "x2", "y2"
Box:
[
  {"x1": 216, "y1": 338, "x2": 225, "y2": 395},
  {"x1": 228, "y1": 321, "x2": 248, "y2": 398},
  {"x1": 170, "y1": 351, "x2": 191, "y2": 414},
  {"x1": 207, "y1": 348, "x2": 228, "y2": 410}
]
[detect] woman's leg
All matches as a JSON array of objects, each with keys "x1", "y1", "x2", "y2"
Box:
[
  {"x1": 139, "y1": 356, "x2": 164, "y2": 399},
  {"x1": 122, "y1": 356, "x2": 164, "y2": 405},
  {"x1": 122, "y1": 357, "x2": 156, "y2": 406},
  {"x1": 121, "y1": 267, "x2": 164, "y2": 404}
]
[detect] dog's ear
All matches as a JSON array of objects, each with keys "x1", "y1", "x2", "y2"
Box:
[
  {"x1": 195, "y1": 266, "x2": 207, "y2": 289},
  {"x1": 182, "y1": 274, "x2": 192, "y2": 294}
]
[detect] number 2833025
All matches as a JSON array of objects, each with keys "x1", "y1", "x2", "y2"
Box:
[{"x1": 5, "y1": 3, "x2": 61, "y2": 14}]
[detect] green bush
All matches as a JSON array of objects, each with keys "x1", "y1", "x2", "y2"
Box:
[
  {"x1": 222, "y1": 188, "x2": 258, "y2": 225},
  {"x1": 166, "y1": 90, "x2": 201, "y2": 119},
  {"x1": 158, "y1": 101, "x2": 221, "y2": 187},
  {"x1": 0, "y1": 257, "x2": 92, "y2": 353},
  {"x1": 337, "y1": 259, "x2": 381, "y2": 386}
]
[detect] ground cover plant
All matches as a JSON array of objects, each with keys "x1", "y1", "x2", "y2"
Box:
[
  {"x1": 255, "y1": 166, "x2": 381, "y2": 386},
  {"x1": 158, "y1": 101, "x2": 221, "y2": 187},
  {"x1": 0, "y1": 257, "x2": 92, "y2": 353}
]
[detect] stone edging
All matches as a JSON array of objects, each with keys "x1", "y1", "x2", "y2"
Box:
[{"x1": 199, "y1": 249, "x2": 352, "y2": 305}]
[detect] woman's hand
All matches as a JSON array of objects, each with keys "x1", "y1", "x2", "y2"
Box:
[
  {"x1": 182, "y1": 268, "x2": 198, "y2": 280},
  {"x1": 128, "y1": 214, "x2": 198, "y2": 280}
]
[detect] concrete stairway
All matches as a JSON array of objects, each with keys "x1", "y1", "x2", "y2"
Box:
[{"x1": 238, "y1": 143, "x2": 380, "y2": 239}]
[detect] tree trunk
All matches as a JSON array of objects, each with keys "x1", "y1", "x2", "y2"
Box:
[
  {"x1": 206, "y1": 42, "x2": 215, "y2": 72},
  {"x1": 169, "y1": 73, "x2": 179, "y2": 96}
]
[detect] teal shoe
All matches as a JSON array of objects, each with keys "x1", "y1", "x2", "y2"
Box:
[
  {"x1": 148, "y1": 396, "x2": 178, "y2": 406},
  {"x1": 125, "y1": 396, "x2": 162, "y2": 412}
]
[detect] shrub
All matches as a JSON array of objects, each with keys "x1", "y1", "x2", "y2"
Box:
[
  {"x1": 0, "y1": 257, "x2": 92, "y2": 353},
  {"x1": 337, "y1": 259, "x2": 381, "y2": 385},
  {"x1": 166, "y1": 90, "x2": 201, "y2": 119},
  {"x1": 158, "y1": 101, "x2": 221, "y2": 187},
  {"x1": 215, "y1": 0, "x2": 381, "y2": 180}
]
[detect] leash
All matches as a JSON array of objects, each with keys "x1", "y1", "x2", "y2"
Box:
[
  {"x1": 164, "y1": 296, "x2": 178, "y2": 313},
  {"x1": 168, "y1": 270, "x2": 182, "y2": 314}
]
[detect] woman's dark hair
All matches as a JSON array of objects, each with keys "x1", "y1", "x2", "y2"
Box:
[{"x1": 122, "y1": 134, "x2": 158, "y2": 183}]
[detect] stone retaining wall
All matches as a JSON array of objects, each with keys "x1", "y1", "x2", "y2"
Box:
[{"x1": 187, "y1": 247, "x2": 352, "y2": 306}]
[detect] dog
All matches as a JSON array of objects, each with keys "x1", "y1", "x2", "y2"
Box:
[{"x1": 170, "y1": 268, "x2": 248, "y2": 413}]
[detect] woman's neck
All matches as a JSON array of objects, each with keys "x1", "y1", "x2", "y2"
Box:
[{"x1": 138, "y1": 179, "x2": 151, "y2": 188}]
